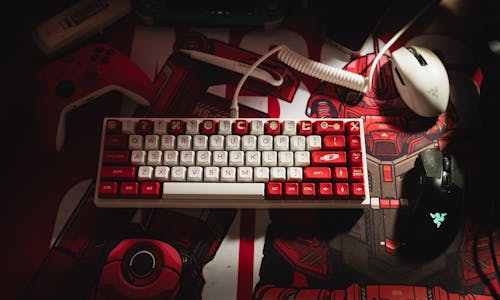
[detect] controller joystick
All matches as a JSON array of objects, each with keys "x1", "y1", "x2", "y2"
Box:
[
  {"x1": 33, "y1": 43, "x2": 155, "y2": 152},
  {"x1": 97, "y1": 239, "x2": 182, "y2": 300}
]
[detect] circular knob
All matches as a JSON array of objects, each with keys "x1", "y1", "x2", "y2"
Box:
[
  {"x1": 129, "y1": 250, "x2": 156, "y2": 278},
  {"x1": 55, "y1": 80, "x2": 75, "y2": 99}
]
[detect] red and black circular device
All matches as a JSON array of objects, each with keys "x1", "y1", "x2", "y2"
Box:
[{"x1": 96, "y1": 238, "x2": 182, "y2": 300}]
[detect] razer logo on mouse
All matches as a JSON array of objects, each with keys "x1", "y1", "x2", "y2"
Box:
[{"x1": 429, "y1": 212, "x2": 447, "y2": 228}]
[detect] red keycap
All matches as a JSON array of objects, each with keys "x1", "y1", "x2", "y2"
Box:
[
  {"x1": 200, "y1": 120, "x2": 217, "y2": 135},
  {"x1": 101, "y1": 166, "x2": 137, "y2": 180},
  {"x1": 349, "y1": 167, "x2": 364, "y2": 182},
  {"x1": 348, "y1": 151, "x2": 363, "y2": 166},
  {"x1": 136, "y1": 120, "x2": 154, "y2": 135},
  {"x1": 105, "y1": 119, "x2": 122, "y2": 134},
  {"x1": 284, "y1": 183, "x2": 300, "y2": 198},
  {"x1": 301, "y1": 183, "x2": 316, "y2": 198},
  {"x1": 265, "y1": 120, "x2": 281, "y2": 135},
  {"x1": 104, "y1": 135, "x2": 127, "y2": 149},
  {"x1": 233, "y1": 120, "x2": 249, "y2": 135},
  {"x1": 348, "y1": 135, "x2": 362, "y2": 150},
  {"x1": 346, "y1": 120, "x2": 361, "y2": 135},
  {"x1": 297, "y1": 120, "x2": 313, "y2": 135},
  {"x1": 141, "y1": 182, "x2": 161, "y2": 197},
  {"x1": 99, "y1": 181, "x2": 118, "y2": 197},
  {"x1": 334, "y1": 183, "x2": 349, "y2": 197},
  {"x1": 169, "y1": 120, "x2": 186, "y2": 134},
  {"x1": 350, "y1": 183, "x2": 365, "y2": 197},
  {"x1": 311, "y1": 151, "x2": 346, "y2": 166},
  {"x1": 303, "y1": 167, "x2": 332, "y2": 181},
  {"x1": 323, "y1": 135, "x2": 346, "y2": 150},
  {"x1": 103, "y1": 151, "x2": 130, "y2": 164},
  {"x1": 120, "y1": 182, "x2": 139, "y2": 196},
  {"x1": 267, "y1": 182, "x2": 282, "y2": 199},
  {"x1": 333, "y1": 167, "x2": 349, "y2": 181},
  {"x1": 318, "y1": 182, "x2": 333, "y2": 197},
  {"x1": 314, "y1": 120, "x2": 344, "y2": 135}
]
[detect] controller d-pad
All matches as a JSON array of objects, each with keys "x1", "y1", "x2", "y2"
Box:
[
  {"x1": 55, "y1": 80, "x2": 75, "y2": 99},
  {"x1": 101, "y1": 56, "x2": 110, "y2": 64}
]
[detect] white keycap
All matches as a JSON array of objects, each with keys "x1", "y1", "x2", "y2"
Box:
[
  {"x1": 274, "y1": 135, "x2": 289, "y2": 151},
  {"x1": 218, "y1": 119, "x2": 232, "y2": 135},
  {"x1": 147, "y1": 150, "x2": 162, "y2": 166},
  {"x1": 270, "y1": 167, "x2": 286, "y2": 182},
  {"x1": 138, "y1": 166, "x2": 154, "y2": 180},
  {"x1": 177, "y1": 135, "x2": 192, "y2": 150},
  {"x1": 258, "y1": 135, "x2": 273, "y2": 151},
  {"x1": 306, "y1": 135, "x2": 322, "y2": 150},
  {"x1": 241, "y1": 135, "x2": 257, "y2": 151},
  {"x1": 287, "y1": 167, "x2": 303, "y2": 182},
  {"x1": 154, "y1": 166, "x2": 170, "y2": 181},
  {"x1": 294, "y1": 151, "x2": 310, "y2": 166},
  {"x1": 221, "y1": 167, "x2": 237, "y2": 182},
  {"x1": 122, "y1": 120, "x2": 136, "y2": 134},
  {"x1": 131, "y1": 150, "x2": 146, "y2": 165},
  {"x1": 209, "y1": 135, "x2": 225, "y2": 151},
  {"x1": 254, "y1": 167, "x2": 270, "y2": 182},
  {"x1": 290, "y1": 136, "x2": 306, "y2": 151},
  {"x1": 162, "y1": 182, "x2": 265, "y2": 199},
  {"x1": 245, "y1": 151, "x2": 261, "y2": 167},
  {"x1": 262, "y1": 151, "x2": 277, "y2": 167},
  {"x1": 213, "y1": 151, "x2": 228, "y2": 166},
  {"x1": 129, "y1": 135, "x2": 143, "y2": 150},
  {"x1": 282, "y1": 120, "x2": 297, "y2": 135},
  {"x1": 225, "y1": 135, "x2": 241, "y2": 150},
  {"x1": 278, "y1": 151, "x2": 294, "y2": 167},
  {"x1": 186, "y1": 120, "x2": 199, "y2": 135},
  {"x1": 160, "y1": 135, "x2": 176, "y2": 150},
  {"x1": 229, "y1": 151, "x2": 245, "y2": 167},
  {"x1": 196, "y1": 151, "x2": 211, "y2": 167},
  {"x1": 144, "y1": 135, "x2": 160, "y2": 150},
  {"x1": 179, "y1": 151, "x2": 195, "y2": 166},
  {"x1": 187, "y1": 166, "x2": 203, "y2": 182},
  {"x1": 250, "y1": 120, "x2": 264, "y2": 135},
  {"x1": 163, "y1": 151, "x2": 179, "y2": 166},
  {"x1": 204, "y1": 167, "x2": 220, "y2": 182},
  {"x1": 154, "y1": 120, "x2": 168, "y2": 135},
  {"x1": 170, "y1": 166, "x2": 187, "y2": 181},
  {"x1": 193, "y1": 135, "x2": 208, "y2": 151},
  {"x1": 237, "y1": 167, "x2": 253, "y2": 182}
]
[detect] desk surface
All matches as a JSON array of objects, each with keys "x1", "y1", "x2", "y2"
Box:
[{"x1": 4, "y1": 1, "x2": 499, "y2": 299}]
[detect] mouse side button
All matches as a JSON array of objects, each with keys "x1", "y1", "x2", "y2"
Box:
[{"x1": 418, "y1": 149, "x2": 443, "y2": 178}]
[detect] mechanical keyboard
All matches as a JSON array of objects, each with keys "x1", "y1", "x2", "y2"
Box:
[{"x1": 94, "y1": 117, "x2": 370, "y2": 208}]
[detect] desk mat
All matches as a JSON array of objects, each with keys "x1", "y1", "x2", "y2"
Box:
[{"x1": 22, "y1": 27, "x2": 498, "y2": 300}]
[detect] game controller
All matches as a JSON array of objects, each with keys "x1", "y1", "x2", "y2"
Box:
[{"x1": 33, "y1": 43, "x2": 154, "y2": 152}]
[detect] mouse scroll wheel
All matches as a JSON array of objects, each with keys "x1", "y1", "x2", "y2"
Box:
[
  {"x1": 407, "y1": 47, "x2": 428, "y2": 66},
  {"x1": 443, "y1": 156, "x2": 451, "y2": 172}
]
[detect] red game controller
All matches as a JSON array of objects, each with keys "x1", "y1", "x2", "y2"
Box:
[
  {"x1": 33, "y1": 43, "x2": 154, "y2": 152},
  {"x1": 96, "y1": 239, "x2": 182, "y2": 300}
]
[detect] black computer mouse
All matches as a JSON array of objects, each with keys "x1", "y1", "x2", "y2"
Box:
[{"x1": 395, "y1": 148, "x2": 465, "y2": 261}]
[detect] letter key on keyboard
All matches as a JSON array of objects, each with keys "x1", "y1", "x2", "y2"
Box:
[{"x1": 94, "y1": 118, "x2": 371, "y2": 208}]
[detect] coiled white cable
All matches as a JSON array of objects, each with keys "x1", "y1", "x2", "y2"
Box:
[
  {"x1": 230, "y1": 0, "x2": 438, "y2": 118},
  {"x1": 277, "y1": 46, "x2": 369, "y2": 92}
]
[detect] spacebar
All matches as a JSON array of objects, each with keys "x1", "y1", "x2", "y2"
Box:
[{"x1": 162, "y1": 182, "x2": 265, "y2": 200}]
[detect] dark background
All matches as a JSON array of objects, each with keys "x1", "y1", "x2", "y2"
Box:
[{"x1": 2, "y1": 1, "x2": 498, "y2": 299}]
